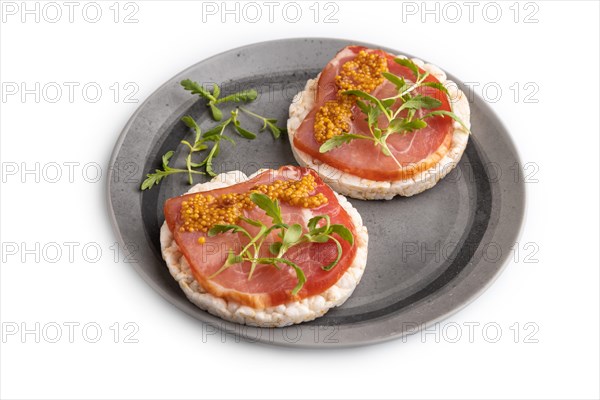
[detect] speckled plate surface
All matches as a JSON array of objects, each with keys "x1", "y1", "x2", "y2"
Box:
[{"x1": 107, "y1": 38, "x2": 525, "y2": 347}]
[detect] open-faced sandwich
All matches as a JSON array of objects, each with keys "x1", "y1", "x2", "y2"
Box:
[
  {"x1": 160, "y1": 166, "x2": 368, "y2": 327},
  {"x1": 288, "y1": 46, "x2": 471, "y2": 199}
]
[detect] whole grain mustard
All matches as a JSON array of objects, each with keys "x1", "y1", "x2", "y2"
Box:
[
  {"x1": 179, "y1": 174, "x2": 328, "y2": 233},
  {"x1": 314, "y1": 50, "x2": 388, "y2": 144}
]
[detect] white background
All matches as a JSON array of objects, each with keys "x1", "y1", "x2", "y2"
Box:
[{"x1": 1, "y1": 1, "x2": 599, "y2": 399}]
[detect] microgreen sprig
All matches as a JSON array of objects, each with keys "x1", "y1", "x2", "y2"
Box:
[
  {"x1": 180, "y1": 116, "x2": 208, "y2": 184},
  {"x1": 319, "y1": 57, "x2": 469, "y2": 168},
  {"x1": 141, "y1": 113, "x2": 236, "y2": 189},
  {"x1": 181, "y1": 79, "x2": 258, "y2": 121},
  {"x1": 140, "y1": 151, "x2": 204, "y2": 191},
  {"x1": 239, "y1": 107, "x2": 286, "y2": 139},
  {"x1": 207, "y1": 193, "x2": 354, "y2": 295},
  {"x1": 141, "y1": 80, "x2": 286, "y2": 190}
]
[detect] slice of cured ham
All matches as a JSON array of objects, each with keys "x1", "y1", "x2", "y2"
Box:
[
  {"x1": 163, "y1": 166, "x2": 359, "y2": 309},
  {"x1": 292, "y1": 45, "x2": 455, "y2": 182}
]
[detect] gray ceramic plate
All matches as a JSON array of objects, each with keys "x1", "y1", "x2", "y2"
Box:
[{"x1": 107, "y1": 38, "x2": 525, "y2": 348}]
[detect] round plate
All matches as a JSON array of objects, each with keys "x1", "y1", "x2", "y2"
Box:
[{"x1": 108, "y1": 38, "x2": 525, "y2": 347}]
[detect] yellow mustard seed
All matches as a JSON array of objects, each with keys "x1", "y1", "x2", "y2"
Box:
[
  {"x1": 179, "y1": 174, "x2": 328, "y2": 234},
  {"x1": 314, "y1": 50, "x2": 388, "y2": 144}
]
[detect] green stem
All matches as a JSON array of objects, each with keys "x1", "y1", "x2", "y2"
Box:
[
  {"x1": 186, "y1": 154, "x2": 193, "y2": 184},
  {"x1": 380, "y1": 140, "x2": 402, "y2": 169},
  {"x1": 383, "y1": 72, "x2": 430, "y2": 103},
  {"x1": 239, "y1": 107, "x2": 263, "y2": 120},
  {"x1": 248, "y1": 234, "x2": 268, "y2": 280}
]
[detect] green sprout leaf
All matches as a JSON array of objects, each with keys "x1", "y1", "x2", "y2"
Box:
[
  {"x1": 250, "y1": 193, "x2": 283, "y2": 225},
  {"x1": 343, "y1": 89, "x2": 386, "y2": 112},
  {"x1": 212, "y1": 83, "x2": 221, "y2": 99},
  {"x1": 208, "y1": 103, "x2": 223, "y2": 121},
  {"x1": 208, "y1": 250, "x2": 244, "y2": 279},
  {"x1": 394, "y1": 57, "x2": 420, "y2": 79},
  {"x1": 319, "y1": 133, "x2": 368, "y2": 153},
  {"x1": 322, "y1": 237, "x2": 343, "y2": 271},
  {"x1": 399, "y1": 95, "x2": 442, "y2": 111},
  {"x1": 422, "y1": 110, "x2": 471, "y2": 132},
  {"x1": 282, "y1": 224, "x2": 302, "y2": 250},
  {"x1": 388, "y1": 118, "x2": 428, "y2": 134},
  {"x1": 307, "y1": 215, "x2": 330, "y2": 233},
  {"x1": 269, "y1": 242, "x2": 283, "y2": 256},
  {"x1": 215, "y1": 89, "x2": 258, "y2": 104},
  {"x1": 268, "y1": 258, "x2": 306, "y2": 295},
  {"x1": 310, "y1": 234, "x2": 330, "y2": 243},
  {"x1": 421, "y1": 81, "x2": 450, "y2": 96},
  {"x1": 382, "y1": 72, "x2": 409, "y2": 93},
  {"x1": 180, "y1": 79, "x2": 215, "y2": 102},
  {"x1": 239, "y1": 107, "x2": 286, "y2": 139},
  {"x1": 329, "y1": 224, "x2": 354, "y2": 246},
  {"x1": 234, "y1": 125, "x2": 256, "y2": 139}
]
